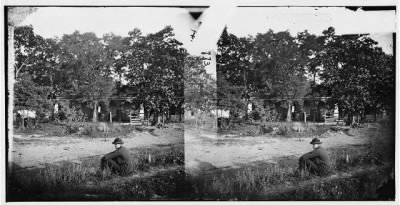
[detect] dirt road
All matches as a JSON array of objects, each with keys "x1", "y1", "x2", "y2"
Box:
[
  {"x1": 9, "y1": 127, "x2": 183, "y2": 170},
  {"x1": 185, "y1": 124, "x2": 387, "y2": 175}
]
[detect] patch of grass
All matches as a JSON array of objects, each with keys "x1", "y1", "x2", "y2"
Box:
[
  {"x1": 14, "y1": 123, "x2": 68, "y2": 136},
  {"x1": 131, "y1": 146, "x2": 184, "y2": 172},
  {"x1": 7, "y1": 163, "x2": 97, "y2": 201},
  {"x1": 14, "y1": 122, "x2": 146, "y2": 138},
  {"x1": 116, "y1": 168, "x2": 187, "y2": 200},
  {"x1": 74, "y1": 122, "x2": 138, "y2": 139},
  {"x1": 189, "y1": 148, "x2": 388, "y2": 200},
  {"x1": 8, "y1": 167, "x2": 187, "y2": 201},
  {"x1": 203, "y1": 166, "x2": 300, "y2": 199},
  {"x1": 7, "y1": 145, "x2": 184, "y2": 201},
  {"x1": 218, "y1": 121, "x2": 333, "y2": 138},
  {"x1": 329, "y1": 149, "x2": 384, "y2": 171},
  {"x1": 265, "y1": 167, "x2": 393, "y2": 200}
]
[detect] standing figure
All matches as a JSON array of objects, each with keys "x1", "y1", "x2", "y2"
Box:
[
  {"x1": 101, "y1": 137, "x2": 133, "y2": 176},
  {"x1": 297, "y1": 138, "x2": 330, "y2": 176}
]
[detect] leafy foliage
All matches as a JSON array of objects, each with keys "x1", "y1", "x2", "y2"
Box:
[
  {"x1": 251, "y1": 30, "x2": 311, "y2": 121},
  {"x1": 217, "y1": 28, "x2": 311, "y2": 121},
  {"x1": 12, "y1": 24, "x2": 394, "y2": 126},
  {"x1": 216, "y1": 28, "x2": 251, "y2": 118},
  {"x1": 121, "y1": 26, "x2": 186, "y2": 116},
  {"x1": 216, "y1": 27, "x2": 394, "y2": 123},
  {"x1": 56, "y1": 31, "x2": 115, "y2": 122},
  {"x1": 184, "y1": 55, "x2": 216, "y2": 112},
  {"x1": 315, "y1": 28, "x2": 395, "y2": 120},
  {"x1": 14, "y1": 26, "x2": 59, "y2": 87},
  {"x1": 14, "y1": 73, "x2": 53, "y2": 126}
]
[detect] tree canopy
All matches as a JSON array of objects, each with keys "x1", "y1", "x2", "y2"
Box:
[
  {"x1": 216, "y1": 27, "x2": 394, "y2": 123},
  {"x1": 12, "y1": 24, "x2": 394, "y2": 126},
  {"x1": 13, "y1": 25, "x2": 187, "y2": 125},
  {"x1": 315, "y1": 28, "x2": 395, "y2": 120}
]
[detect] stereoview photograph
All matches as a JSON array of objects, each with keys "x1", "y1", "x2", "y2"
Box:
[{"x1": 5, "y1": 4, "x2": 397, "y2": 202}]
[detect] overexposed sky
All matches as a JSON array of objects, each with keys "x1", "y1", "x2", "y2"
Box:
[
  {"x1": 19, "y1": 7, "x2": 395, "y2": 55},
  {"x1": 227, "y1": 7, "x2": 395, "y2": 36},
  {"x1": 20, "y1": 7, "x2": 195, "y2": 47},
  {"x1": 222, "y1": 7, "x2": 395, "y2": 54},
  {"x1": 190, "y1": 6, "x2": 396, "y2": 77}
]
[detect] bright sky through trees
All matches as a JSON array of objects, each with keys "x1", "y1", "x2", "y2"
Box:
[
  {"x1": 225, "y1": 7, "x2": 395, "y2": 54},
  {"x1": 21, "y1": 7, "x2": 195, "y2": 48},
  {"x1": 20, "y1": 7, "x2": 395, "y2": 55}
]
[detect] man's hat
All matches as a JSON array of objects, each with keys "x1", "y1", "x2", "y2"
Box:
[
  {"x1": 112, "y1": 137, "x2": 124, "y2": 145},
  {"x1": 310, "y1": 138, "x2": 322, "y2": 145}
]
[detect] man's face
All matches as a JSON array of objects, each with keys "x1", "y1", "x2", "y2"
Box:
[
  {"x1": 312, "y1": 144, "x2": 319, "y2": 149},
  {"x1": 115, "y1": 144, "x2": 121, "y2": 149}
]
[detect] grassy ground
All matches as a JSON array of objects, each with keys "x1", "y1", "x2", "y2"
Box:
[
  {"x1": 217, "y1": 121, "x2": 333, "y2": 138},
  {"x1": 185, "y1": 120, "x2": 395, "y2": 200},
  {"x1": 8, "y1": 121, "x2": 395, "y2": 201},
  {"x1": 7, "y1": 144, "x2": 184, "y2": 201},
  {"x1": 262, "y1": 166, "x2": 394, "y2": 200},
  {"x1": 9, "y1": 141, "x2": 393, "y2": 201},
  {"x1": 14, "y1": 122, "x2": 144, "y2": 139},
  {"x1": 185, "y1": 146, "x2": 393, "y2": 200}
]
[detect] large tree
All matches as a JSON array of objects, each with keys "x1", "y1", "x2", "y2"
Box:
[
  {"x1": 57, "y1": 31, "x2": 115, "y2": 122},
  {"x1": 251, "y1": 30, "x2": 310, "y2": 122},
  {"x1": 316, "y1": 27, "x2": 395, "y2": 123},
  {"x1": 14, "y1": 73, "x2": 53, "y2": 128},
  {"x1": 122, "y1": 26, "x2": 186, "y2": 120},
  {"x1": 216, "y1": 28, "x2": 252, "y2": 118},
  {"x1": 185, "y1": 55, "x2": 216, "y2": 112},
  {"x1": 13, "y1": 26, "x2": 59, "y2": 127},
  {"x1": 14, "y1": 26, "x2": 59, "y2": 84}
]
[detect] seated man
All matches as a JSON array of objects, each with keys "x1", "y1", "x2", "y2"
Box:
[
  {"x1": 297, "y1": 138, "x2": 330, "y2": 176},
  {"x1": 101, "y1": 137, "x2": 133, "y2": 176}
]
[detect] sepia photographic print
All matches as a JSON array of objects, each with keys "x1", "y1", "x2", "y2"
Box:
[{"x1": 2, "y1": 0, "x2": 399, "y2": 203}]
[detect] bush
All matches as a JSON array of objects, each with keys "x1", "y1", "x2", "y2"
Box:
[
  {"x1": 221, "y1": 122, "x2": 261, "y2": 136},
  {"x1": 65, "y1": 123, "x2": 81, "y2": 134},
  {"x1": 131, "y1": 146, "x2": 185, "y2": 172},
  {"x1": 46, "y1": 124, "x2": 69, "y2": 136},
  {"x1": 330, "y1": 150, "x2": 384, "y2": 171},
  {"x1": 249, "y1": 100, "x2": 280, "y2": 123},
  {"x1": 81, "y1": 125, "x2": 99, "y2": 138},
  {"x1": 55, "y1": 104, "x2": 85, "y2": 122}
]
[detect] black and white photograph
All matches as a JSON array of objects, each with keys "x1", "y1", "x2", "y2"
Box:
[
  {"x1": 2, "y1": 0, "x2": 399, "y2": 203},
  {"x1": 184, "y1": 5, "x2": 397, "y2": 200},
  {"x1": 5, "y1": 6, "x2": 192, "y2": 201}
]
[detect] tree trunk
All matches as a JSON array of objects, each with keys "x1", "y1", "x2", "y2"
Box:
[
  {"x1": 162, "y1": 110, "x2": 165, "y2": 126},
  {"x1": 119, "y1": 105, "x2": 122, "y2": 122},
  {"x1": 35, "y1": 117, "x2": 39, "y2": 128},
  {"x1": 92, "y1": 101, "x2": 98, "y2": 122},
  {"x1": 167, "y1": 110, "x2": 169, "y2": 123},
  {"x1": 286, "y1": 101, "x2": 292, "y2": 122},
  {"x1": 313, "y1": 104, "x2": 316, "y2": 122},
  {"x1": 147, "y1": 110, "x2": 150, "y2": 126},
  {"x1": 21, "y1": 117, "x2": 25, "y2": 130},
  {"x1": 195, "y1": 111, "x2": 198, "y2": 129},
  {"x1": 349, "y1": 111, "x2": 356, "y2": 125},
  {"x1": 156, "y1": 111, "x2": 161, "y2": 125},
  {"x1": 244, "y1": 100, "x2": 249, "y2": 121}
]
